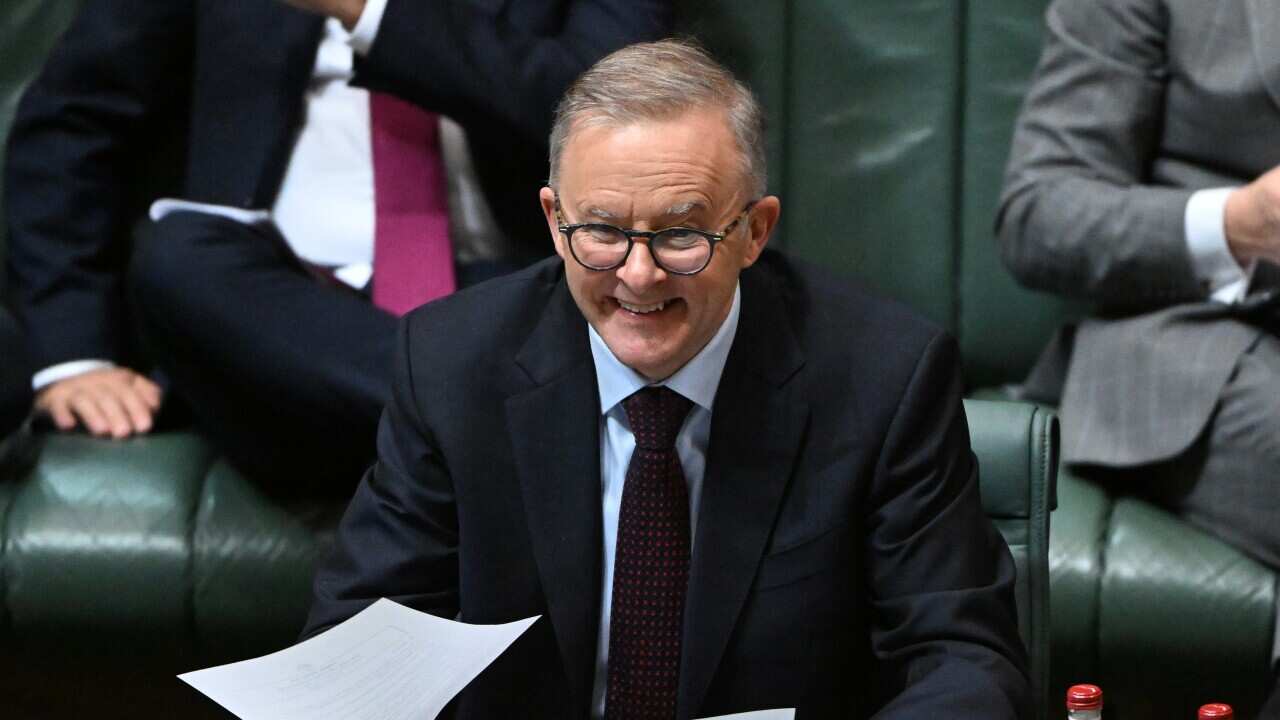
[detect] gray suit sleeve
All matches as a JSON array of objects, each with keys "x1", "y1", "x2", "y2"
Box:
[{"x1": 996, "y1": 0, "x2": 1202, "y2": 309}]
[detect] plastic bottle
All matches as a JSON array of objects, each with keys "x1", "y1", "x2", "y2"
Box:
[
  {"x1": 1066, "y1": 684, "x2": 1103, "y2": 719},
  {"x1": 1198, "y1": 704, "x2": 1233, "y2": 719}
]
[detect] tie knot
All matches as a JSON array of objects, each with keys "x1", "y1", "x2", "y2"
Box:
[{"x1": 622, "y1": 386, "x2": 693, "y2": 450}]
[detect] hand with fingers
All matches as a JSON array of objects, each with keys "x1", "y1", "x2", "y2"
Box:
[
  {"x1": 276, "y1": 0, "x2": 367, "y2": 28},
  {"x1": 1226, "y1": 164, "x2": 1280, "y2": 268},
  {"x1": 34, "y1": 367, "x2": 163, "y2": 439}
]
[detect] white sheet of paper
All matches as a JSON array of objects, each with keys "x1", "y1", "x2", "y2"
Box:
[
  {"x1": 179, "y1": 598, "x2": 538, "y2": 720},
  {"x1": 696, "y1": 711, "x2": 795, "y2": 720}
]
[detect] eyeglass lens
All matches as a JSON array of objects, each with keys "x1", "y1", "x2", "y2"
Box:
[{"x1": 572, "y1": 226, "x2": 712, "y2": 273}]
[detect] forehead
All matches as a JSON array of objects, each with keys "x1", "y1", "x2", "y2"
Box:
[{"x1": 557, "y1": 109, "x2": 743, "y2": 209}]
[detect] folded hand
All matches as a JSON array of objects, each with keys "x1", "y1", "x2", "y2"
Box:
[
  {"x1": 35, "y1": 367, "x2": 163, "y2": 439},
  {"x1": 276, "y1": 0, "x2": 367, "y2": 28},
  {"x1": 1226, "y1": 164, "x2": 1280, "y2": 268}
]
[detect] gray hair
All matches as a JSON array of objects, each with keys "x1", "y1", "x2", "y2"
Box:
[{"x1": 547, "y1": 39, "x2": 767, "y2": 198}]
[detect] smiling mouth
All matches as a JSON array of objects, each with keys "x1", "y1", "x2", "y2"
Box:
[{"x1": 616, "y1": 298, "x2": 676, "y2": 315}]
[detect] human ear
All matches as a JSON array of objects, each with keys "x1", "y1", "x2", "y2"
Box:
[
  {"x1": 739, "y1": 195, "x2": 781, "y2": 268},
  {"x1": 539, "y1": 187, "x2": 569, "y2": 260}
]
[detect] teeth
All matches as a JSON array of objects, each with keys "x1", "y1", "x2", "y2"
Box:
[{"x1": 619, "y1": 300, "x2": 666, "y2": 314}]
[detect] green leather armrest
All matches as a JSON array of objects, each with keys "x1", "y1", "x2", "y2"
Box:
[
  {"x1": 964, "y1": 398, "x2": 1058, "y2": 720},
  {"x1": 4, "y1": 433, "x2": 217, "y2": 657},
  {"x1": 0, "y1": 478, "x2": 17, "y2": 639},
  {"x1": 192, "y1": 459, "x2": 339, "y2": 660},
  {"x1": 0, "y1": 432, "x2": 334, "y2": 665},
  {"x1": 0, "y1": 432, "x2": 340, "y2": 718},
  {"x1": 1051, "y1": 465, "x2": 1276, "y2": 718}
]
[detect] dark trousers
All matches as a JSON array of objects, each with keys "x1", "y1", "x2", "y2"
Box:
[
  {"x1": 129, "y1": 211, "x2": 397, "y2": 490},
  {"x1": 0, "y1": 305, "x2": 33, "y2": 440}
]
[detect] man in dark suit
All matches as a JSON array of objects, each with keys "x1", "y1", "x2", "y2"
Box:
[
  {"x1": 4, "y1": 0, "x2": 671, "y2": 482},
  {"x1": 305, "y1": 41, "x2": 1029, "y2": 718},
  {"x1": 998, "y1": 0, "x2": 1280, "y2": 592}
]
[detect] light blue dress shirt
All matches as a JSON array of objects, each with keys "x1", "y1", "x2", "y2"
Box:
[{"x1": 587, "y1": 284, "x2": 741, "y2": 719}]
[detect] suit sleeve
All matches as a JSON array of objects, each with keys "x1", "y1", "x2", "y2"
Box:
[
  {"x1": 352, "y1": 0, "x2": 674, "y2": 145},
  {"x1": 4, "y1": 0, "x2": 193, "y2": 368},
  {"x1": 865, "y1": 332, "x2": 1030, "y2": 718},
  {"x1": 995, "y1": 0, "x2": 1201, "y2": 309},
  {"x1": 302, "y1": 312, "x2": 460, "y2": 637}
]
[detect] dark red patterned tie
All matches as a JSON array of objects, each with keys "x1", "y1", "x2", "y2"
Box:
[{"x1": 606, "y1": 386, "x2": 694, "y2": 720}]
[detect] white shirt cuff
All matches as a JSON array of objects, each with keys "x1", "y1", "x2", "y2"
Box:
[
  {"x1": 348, "y1": 0, "x2": 390, "y2": 56},
  {"x1": 33, "y1": 360, "x2": 116, "y2": 391},
  {"x1": 333, "y1": 263, "x2": 373, "y2": 289},
  {"x1": 1185, "y1": 187, "x2": 1247, "y2": 303},
  {"x1": 150, "y1": 198, "x2": 271, "y2": 225}
]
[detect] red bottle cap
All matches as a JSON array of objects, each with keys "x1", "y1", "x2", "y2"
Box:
[
  {"x1": 1066, "y1": 684, "x2": 1103, "y2": 710},
  {"x1": 1198, "y1": 704, "x2": 1233, "y2": 719}
]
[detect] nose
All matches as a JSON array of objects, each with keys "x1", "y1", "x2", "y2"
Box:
[{"x1": 615, "y1": 239, "x2": 667, "y2": 291}]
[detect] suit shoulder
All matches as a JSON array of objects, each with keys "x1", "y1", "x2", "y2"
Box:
[
  {"x1": 754, "y1": 251, "x2": 957, "y2": 420},
  {"x1": 757, "y1": 250, "x2": 948, "y2": 357},
  {"x1": 752, "y1": 252, "x2": 961, "y2": 439}
]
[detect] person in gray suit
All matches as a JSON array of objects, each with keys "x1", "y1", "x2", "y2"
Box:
[{"x1": 998, "y1": 0, "x2": 1280, "y2": 682}]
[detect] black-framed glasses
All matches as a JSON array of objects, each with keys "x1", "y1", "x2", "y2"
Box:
[{"x1": 555, "y1": 197, "x2": 756, "y2": 275}]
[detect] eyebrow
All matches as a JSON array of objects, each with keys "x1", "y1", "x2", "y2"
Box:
[
  {"x1": 583, "y1": 206, "x2": 621, "y2": 221},
  {"x1": 663, "y1": 200, "x2": 705, "y2": 219},
  {"x1": 578, "y1": 200, "x2": 708, "y2": 223}
]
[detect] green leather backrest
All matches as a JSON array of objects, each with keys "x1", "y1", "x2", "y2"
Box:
[
  {"x1": 0, "y1": 0, "x2": 81, "y2": 297},
  {"x1": 958, "y1": 0, "x2": 1089, "y2": 387},
  {"x1": 679, "y1": 1, "x2": 1079, "y2": 387},
  {"x1": 679, "y1": 0, "x2": 963, "y2": 329}
]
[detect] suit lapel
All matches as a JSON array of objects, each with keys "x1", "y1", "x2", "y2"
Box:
[
  {"x1": 677, "y1": 266, "x2": 809, "y2": 719},
  {"x1": 223, "y1": 2, "x2": 322, "y2": 95},
  {"x1": 505, "y1": 280, "x2": 602, "y2": 714},
  {"x1": 211, "y1": 3, "x2": 323, "y2": 205},
  {"x1": 1246, "y1": 0, "x2": 1280, "y2": 113},
  {"x1": 278, "y1": 8, "x2": 326, "y2": 125}
]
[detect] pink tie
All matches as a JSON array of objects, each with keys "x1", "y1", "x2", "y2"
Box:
[{"x1": 369, "y1": 91, "x2": 456, "y2": 316}]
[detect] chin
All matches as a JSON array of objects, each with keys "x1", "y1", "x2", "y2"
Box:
[
  {"x1": 613, "y1": 345, "x2": 676, "y2": 380},
  {"x1": 618, "y1": 355, "x2": 666, "y2": 379}
]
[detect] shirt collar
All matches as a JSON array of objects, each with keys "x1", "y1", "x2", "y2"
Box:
[{"x1": 588, "y1": 283, "x2": 741, "y2": 415}]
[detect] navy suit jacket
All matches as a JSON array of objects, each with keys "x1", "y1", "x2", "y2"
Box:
[
  {"x1": 304, "y1": 250, "x2": 1030, "y2": 718},
  {"x1": 4, "y1": 0, "x2": 672, "y2": 370}
]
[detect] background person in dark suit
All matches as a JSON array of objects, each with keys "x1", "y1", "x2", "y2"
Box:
[
  {"x1": 4, "y1": 0, "x2": 671, "y2": 483},
  {"x1": 305, "y1": 41, "x2": 1029, "y2": 718}
]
